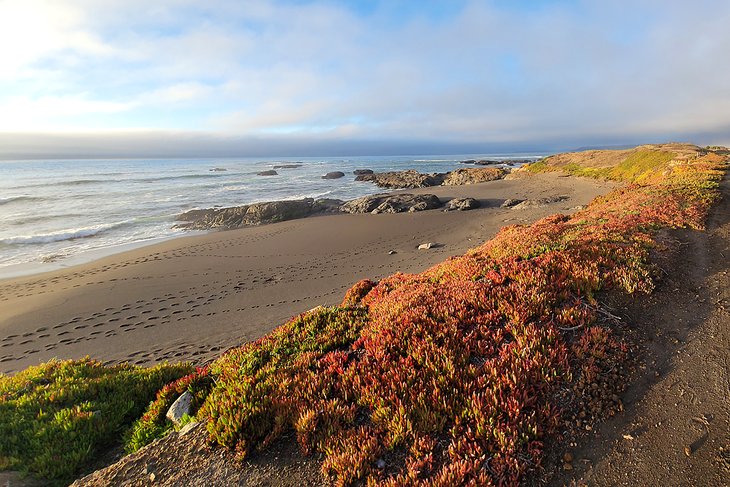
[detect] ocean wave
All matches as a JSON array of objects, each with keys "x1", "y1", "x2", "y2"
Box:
[
  {"x1": 1, "y1": 221, "x2": 132, "y2": 245},
  {"x1": 0, "y1": 196, "x2": 47, "y2": 206}
]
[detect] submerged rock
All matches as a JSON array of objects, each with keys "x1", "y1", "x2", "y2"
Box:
[
  {"x1": 273, "y1": 164, "x2": 303, "y2": 169},
  {"x1": 444, "y1": 197, "x2": 480, "y2": 211},
  {"x1": 257, "y1": 170, "x2": 278, "y2": 176},
  {"x1": 341, "y1": 193, "x2": 442, "y2": 214}
]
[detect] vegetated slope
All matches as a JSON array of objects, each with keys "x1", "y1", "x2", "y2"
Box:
[
  {"x1": 5, "y1": 144, "x2": 726, "y2": 486},
  {"x1": 0, "y1": 359, "x2": 191, "y2": 485},
  {"x1": 119, "y1": 144, "x2": 726, "y2": 485}
]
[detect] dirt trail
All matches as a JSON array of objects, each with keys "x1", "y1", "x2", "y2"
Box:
[{"x1": 549, "y1": 172, "x2": 730, "y2": 486}]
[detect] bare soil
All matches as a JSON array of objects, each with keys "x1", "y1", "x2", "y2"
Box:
[{"x1": 544, "y1": 171, "x2": 730, "y2": 486}]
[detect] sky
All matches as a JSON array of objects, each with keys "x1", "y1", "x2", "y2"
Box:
[{"x1": 0, "y1": 0, "x2": 728, "y2": 158}]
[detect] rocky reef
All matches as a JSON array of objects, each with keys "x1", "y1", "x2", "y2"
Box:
[
  {"x1": 355, "y1": 167, "x2": 508, "y2": 189},
  {"x1": 341, "y1": 193, "x2": 442, "y2": 214},
  {"x1": 176, "y1": 198, "x2": 342, "y2": 230}
]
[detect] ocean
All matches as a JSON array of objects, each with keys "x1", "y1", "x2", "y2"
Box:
[{"x1": 0, "y1": 154, "x2": 541, "y2": 276}]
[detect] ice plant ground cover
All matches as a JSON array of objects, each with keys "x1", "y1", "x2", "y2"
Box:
[
  {"x1": 127, "y1": 144, "x2": 726, "y2": 485},
  {"x1": 0, "y1": 359, "x2": 191, "y2": 484},
  {"x1": 1, "y1": 144, "x2": 726, "y2": 485}
]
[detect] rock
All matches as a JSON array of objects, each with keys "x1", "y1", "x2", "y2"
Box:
[
  {"x1": 322, "y1": 171, "x2": 345, "y2": 179},
  {"x1": 500, "y1": 198, "x2": 524, "y2": 208},
  {"x1": 341, "y1": 193, "x2": 442, "y2": 214},
  {"x1": 376, "y1": 459, "x2": 386, "y2": 469},
  {"x1": 563, "y1": 452, "x2": 574, "y2": 463},
  {"x1": 176, "y1": 198, "x2": 331, "y2": 229},
  {"x1": 209, "y1": 167, "x2": 227, "y2": 172},
  {"x1": 388, "y1": 250, "x2": 397, "y2": 255},
  {"x1": 442, "y1": 168, "x2": 507, "y2": 186},
  {"x1": 418, "y1": 242, "x2": 438, "y2": 250},
  {"x1": 563, "y1": 463, "x2": 573, "y2": 471},
  {"x1": 166, "y1": 391, "x2": 193, "y2": 425},
  {"x1": 355, "y1": 170, "x2": 446, "y2": 189},
  {"x1": 353, "y1": 169, "x2": 374, "y2": 175},
  {"x1": 510, "y1": 195, "x2": 569, "y2": 210},
  {"x1": 257, "y1": 170, "x2": 278, "y2": 176},
  {"x1": 312, "y1": 198, "x2": 344, "y2": 213},
  {"x1": 460, "y1": 159, "x2": 477, "y2": 164},
  {"x1": 273, "y1": 163, "x2": 303, "y2": 169},
  {"x1": 444, "y1": 197, "x2": 480, "y2": 211}
]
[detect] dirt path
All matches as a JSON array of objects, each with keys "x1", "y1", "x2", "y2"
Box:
[{"x1": 549, "y1": 172, "x2": 730, "y2": 486}]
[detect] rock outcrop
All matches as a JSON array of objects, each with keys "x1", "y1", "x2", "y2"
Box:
[
  {"x1": 353, "y1": 169, "x2": 374, "y2": 175},
  {"x1": 356, "y1": 168, "x2": 508, "y2": 189},
  {"x1": 460, "y1": 159, "x2": 535, "y2": 166},
  {"x1": 500, "y1": 198, "x2": 524, "y2": 208},
  {"x1": 442, "y1": 168, "x2": 508, "y2": 186},
  {"x1": 341, "y1": 193, "x2": 442, "y2": 214},
  {"x1": 509, "y1": 195, "x2": 569, "y2": 210},
  {"x1": 176, "y1": 198, "x2": 343, "y2": 230},
  {"x1": 444, "y1": 198, "x2": 480, "y2": 211},
  {"x1": 355, "y1": 170, "x2": 446, "y2": 188}
]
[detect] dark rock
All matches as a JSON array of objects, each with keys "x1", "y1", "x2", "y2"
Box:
[
  {"x1": 209, "y1": 167, "x2": 227, "y2": 171},
  {"x1": 510, "y1": 195, "x2": 569, "y2": 210},
  {"x1": 355, "y1": 170, "x2": 446, "y2": 189},
  {"x1": 500, "y1": 198, "x2": 524, "y2": 208},
  {"x1": 460, "y1": 159, "x2": 477, "y2": 164},
  {"x1": 341, "y1": 193, "x2": 442, "y2": 214},
  {"x1": 353, "y1": 169, "x2": 374, "y2": 175},
  {"x1": 177, "y1": 198, "x2": 331, "y2": 229},
  {"x1": 312, "y1": 199, "x2": 344, "y2": 213},
  {"x1": 273, "y1": 164, "x2": 303, "y2": 169},
  {"x1": 444, "y1": 197, "x2": 480, "y2": 211},
  {"x1": 257, "y1": 170, "x2": 278, "y2": 176},
  {"x1": 322, "y1": 171, "x2": 345, "y2": 179},
  {"x1": 442, "y1": 168, "x2": 508, "y2": 185}
]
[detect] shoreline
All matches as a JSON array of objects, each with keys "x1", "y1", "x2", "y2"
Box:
[{"x1": 0, "y1": 172, "x2": 617, "y2": 375}]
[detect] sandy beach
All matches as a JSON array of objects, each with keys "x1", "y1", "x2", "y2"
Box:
[{"x1": 0, "y1": 172, "x2": 616, "y2": 375}]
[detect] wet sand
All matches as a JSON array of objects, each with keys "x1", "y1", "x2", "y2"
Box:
[{"x1": 0, "y1": 172, "x2": 617, "y2": 374}]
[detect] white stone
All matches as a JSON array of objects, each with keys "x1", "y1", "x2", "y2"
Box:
[{"x1": 417, "y1": 242, "x2": 435, "y2": 250}]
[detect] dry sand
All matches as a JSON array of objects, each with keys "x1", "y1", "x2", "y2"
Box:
[{"x1": 0, "y1": 172, "x2": 617, "y2": 375}]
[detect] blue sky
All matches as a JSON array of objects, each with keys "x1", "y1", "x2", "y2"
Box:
[{"x1": 0, "y1": 0, "x2": 728, "y2": 157}]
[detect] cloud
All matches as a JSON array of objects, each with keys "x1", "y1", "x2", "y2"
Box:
[{"x1": 0, "y1": 0, "x2": 728, "y2": 155}]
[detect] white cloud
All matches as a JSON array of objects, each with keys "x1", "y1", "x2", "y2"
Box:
[{"x1": 0, "y1": 0, "x2": 728, "y2": 148}]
